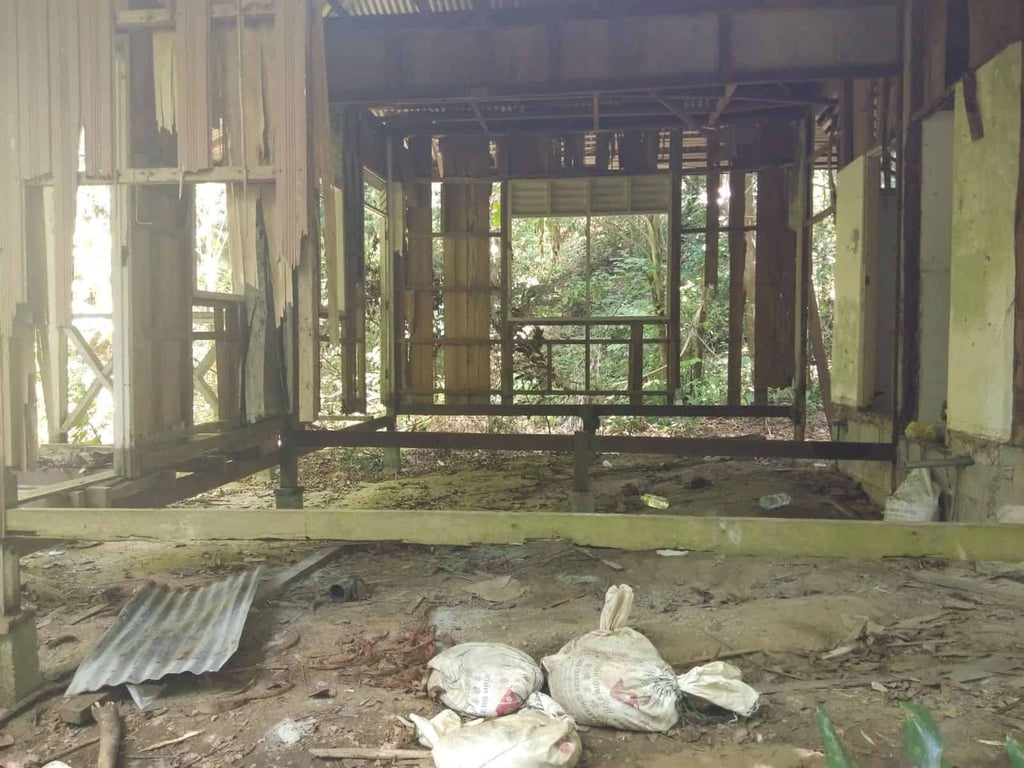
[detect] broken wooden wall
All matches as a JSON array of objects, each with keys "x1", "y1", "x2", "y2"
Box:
[
  {"x1": 0, "y1": 0, "x2": 329, "y2": 480},
  {"x1": 403, "y1": 137, "x2": 436, "y2": 403},
  {"x1": 440, "y1": 138, "x2": 493, "y2": 404}
]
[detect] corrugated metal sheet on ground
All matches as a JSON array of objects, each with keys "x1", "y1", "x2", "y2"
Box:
[{"x1": 66, "y1": 568, "x2": 262, "y2": 697}]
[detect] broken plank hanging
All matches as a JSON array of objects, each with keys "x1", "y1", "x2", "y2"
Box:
[
  {"x1": 311, "y1": 9, "x2": 339, "y2": 345},
  {"x1": 0, "y1": 1, "x2": 25, "y2": 338},
  {"x1": 48, "y1": 0, "x2": 81, "y2": 332},
  {"x1": 80, "y1": 0, "x2": 115, "y2": 177},
  {"x1": 270, "y1": 0, "x2": 310, "y2": 323},
  {"x1": 16, "y1": 0, "x2": 51, "y2": 181},
  {"x1": 175, "y1": 0, "x2": 213, "y2": 171}
]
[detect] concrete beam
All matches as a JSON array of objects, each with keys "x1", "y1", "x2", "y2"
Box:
[
  {"x1": 325, "y1": 6, "x2": 900, "y2": 103},
  {"x1": 9, "y1": 507, "x2": 1024, "y2": 562}
]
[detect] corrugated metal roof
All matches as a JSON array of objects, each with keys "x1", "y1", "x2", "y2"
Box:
[{"x1": 66, "y1": 569, "x2": 263, "y2": 697}]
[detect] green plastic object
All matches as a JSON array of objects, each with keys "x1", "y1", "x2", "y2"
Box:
[
  {"x1": 816, "y1": 707, "x2": 859, "y2": 768},
  {"x1": 1007, "y1": 738, "x2": 1024, "y2": 768},
  {"x1": 901, "y1": 702, "x2": 949, "y2": 768}
]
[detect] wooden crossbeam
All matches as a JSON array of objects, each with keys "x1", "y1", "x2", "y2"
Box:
[
  {"x1": 66, "y1": 325, "x2": 113, "y2": 391},
  {"x1": 8, "y1": 507, "x2": 1024, "y2": 562}
]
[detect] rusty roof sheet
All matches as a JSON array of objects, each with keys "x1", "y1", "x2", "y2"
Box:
[{"x1": 66, "y1": 569, "x2": 262, "y2": 697}]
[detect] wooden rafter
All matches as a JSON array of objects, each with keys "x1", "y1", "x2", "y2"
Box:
[{"x1": 709, "y1": 83, "x2": 738, "y2": 126}]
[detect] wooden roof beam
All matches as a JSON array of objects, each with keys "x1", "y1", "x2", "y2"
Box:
[{"x1": 326, "y1": 6, "x2": 901, "y2": 103}]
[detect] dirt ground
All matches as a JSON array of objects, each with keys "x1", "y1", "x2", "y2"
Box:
[{"x1": 5, "y1": 451, "x2": 1024, "y2": 767}]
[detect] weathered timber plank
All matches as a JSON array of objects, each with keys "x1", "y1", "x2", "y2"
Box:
[{"x1": 9, "y1": 508, "x2": 1024, "y2": 562}]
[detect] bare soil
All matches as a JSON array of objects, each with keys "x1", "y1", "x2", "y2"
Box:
[{"x1": 4, "y1": 451, "x2": 1023, "y2": 768}]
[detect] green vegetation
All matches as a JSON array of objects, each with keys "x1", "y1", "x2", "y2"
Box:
[{"x1": 818, "y1": 703, "x2": 1019, "y2": 767}]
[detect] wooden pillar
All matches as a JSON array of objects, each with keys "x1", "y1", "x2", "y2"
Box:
[
  {"x1": 404, "y1": 136, "x2": 434, "y2": 405},
  {"x1": 570, "y1": 431, "x2": 595, "y2": 514},
  {"x1": 897, "y1": 0, "x2": 925, "y2": 441},
  {"x1": 439, "y1": 137, "x2": 492, "y2": 405},
  {"x1": 340, "y1": 108, "x2": 366, "y2": 413},
  {"x1": 500, "y1": 180, "x2": 514, "y2": 405},
  {"x1": 791, "y1": 116, "x2": 814, "y2": 441},
  {"x1": 667, "y1": 128, "x2": 682, "y2": 404},
  {"x1": 26, "y1": 189, "x2": 68, "y2": 444},
  {"x1": 727, "y1": 171, "x2": 747, "y2": 405},
  {"x1": 696, "y1": 137, "x2": 721, "y2": 382},
  {"x1": 629, "y1": 321, "x2": 644, "y2": 406},
  {"x1": 0, "y1": 339, "x2": 41, "y2": 707},
  {"x1": 383, "y1": 140, "x2": 403, "y2": 475}
]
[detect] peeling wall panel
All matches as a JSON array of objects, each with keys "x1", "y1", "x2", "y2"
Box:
[
  {"x1": 175, "y1": 0, "x2": 213, "y2": 171},
  {"x1": 80, "y1": 0, "x2": 115, "y2": 177},
  {"x1": 948, "y1": 43, "x2": 1022, "y2": 441},
  {"x1": 48, "y1": 0, "x2": 80, "y2": 331},
  {"x1": 270, "y1": 0, "x2": 310, "y2": 322},
  {"x1": 16, "y1": 0, "x2": 51, "y2": 181},
  {"x1": 0, "y1": 0, "x2": 25, "y2": 338}
]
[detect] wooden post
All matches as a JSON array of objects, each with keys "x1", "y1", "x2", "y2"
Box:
[
  {"x1": 500, "y1": 179, "x2": 514, "y2": 405},
  {"x1": 667, "y1": 128, "x2": 682, "y2": 404},
  {"x1": 0, "y1": 332, "x2": 42, "y2": 706},
  {"x1": 29, "y1": 188, "x2": 68, "y2": 443},
  {"x1": 340, "y1": 108, "x2": 366, "y2": 413},
  {"x1": 897, "y1": 0, "x2": 925, "y2": 443},
  {"x1": 727, "y1": 171, "x2": 746, "y2": 405},
  {"x1": 570, "y1": 431, "x2": 594, "y2": 514},
  {"x1": 792, "y1": 116, "x2": 813, "y2": 441},
  {"x1": 696, "y1": 137, "x2": 720, "y2": 382},
  {"x1": 111, "y1": 36, "x2": 136, "y2": 476},
  {"x1": 383, "y1": 140, "x2": 402, "y2": 475},
  {"x1": 629, "y1": 321, "x2": 644, "y2": 406},
  {"x1": 404, "y1": 136, "x2": 434, "y2": 405}
]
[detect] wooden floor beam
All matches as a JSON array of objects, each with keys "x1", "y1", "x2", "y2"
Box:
[{"x1": 7, "y1": 507, "x2": 1024, "y2": 562}]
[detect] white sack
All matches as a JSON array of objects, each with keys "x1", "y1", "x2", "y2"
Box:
[{"x1": 427, "y1": 642, "x2": 544, "y2": 717}]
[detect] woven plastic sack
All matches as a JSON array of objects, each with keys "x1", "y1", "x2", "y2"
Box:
[
  {"x1": 543, "y1": 586, "x2": 760, "y2": 731},
  {"x1": 410, "y1": 693, "x2": 582, "y2": 768},
  {"x1": 542, "y1": 585, "x2": 681, "y2": 731},
  {"x1": 884, "y1": 468, "x2": 939, "y2": 523},
  {"x1": 427, "y1": 642, "x2": 544, "y2": 717}
]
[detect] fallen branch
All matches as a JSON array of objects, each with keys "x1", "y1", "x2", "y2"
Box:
[
  {"x1": 198, "y1": 681, "x2": 295, "y2": 714},
  {"x1": 93, "y1": 702, "x2": 122, "y2": 768},
  {"x1": 40, "y1": 735, "x2": 101, "y2": 765},
  {"x1": 310, "y1": 747, "x2": 431, "y2": 761},
  {"x1": 0, "y1": 680, "x2": 67, "y2": 728},
  {"x1": 140, "y1": 729, "x2": 203, "y2": 753}
]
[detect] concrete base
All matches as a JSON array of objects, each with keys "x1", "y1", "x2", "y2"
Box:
[
  {"x1": 382, "y1": 447, "x2": 401, "y2": 477},
  {"x1": 0, "y1": 612, "x2": 41, "y2": 707},
  {"x1": 275, "y1": 487, "x2": 305, "y2": 510},
  {"x1": 569, "y1": 492, "x2": 595, "y2": 514}
]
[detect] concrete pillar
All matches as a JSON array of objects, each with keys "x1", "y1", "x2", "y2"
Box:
[{"x1": 382, "y1": 447, "x2": 401, "y2": 477}]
